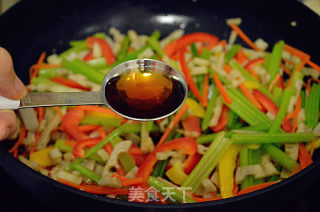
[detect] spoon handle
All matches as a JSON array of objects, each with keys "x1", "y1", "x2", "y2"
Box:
[{"x1": 0, "y1": 92, "x2": 105, "y2": 110}]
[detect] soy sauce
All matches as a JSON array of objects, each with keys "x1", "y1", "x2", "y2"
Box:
[{"x1": 105, "y1": 70, "x2": 186, "y2": 119}]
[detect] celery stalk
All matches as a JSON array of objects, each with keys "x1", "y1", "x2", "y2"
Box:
[
  {"x1": 201, "y1": 87, "x2": 219, "y2": 131},
  {"x1": 80, "y1": 115, "x2": 122, "y2": 127},
  {"x1": 117, "y1": 36, "x2": 130, "y2": 60},
  {"x1": 72, "y1": 163, "x2": 101, "y2": 183},
  {"x1": 148, "y1": 177, "x2": 196, "y2": 203},
  {"x1": 181, "y1": 132, "x2": 233, "y2": 192},
  {"x1": 146, "y1": 36, "x2": 165, "y2": 58},
  {"x1": 191, "y1": 43, "x2": 200, "y2": 57},
  {"x1": 306, "y1": 84, "x2": 320, "y2": 129},
  {"x1": 261, "y1": 144, "x2": 299, "y2": 172},
  {"x1": 61, "y1": 58, "x2": 105, "y2": 84},
  {"x1": 268, "y1": 41, "x2": 285, "y2": 83},
  {"x1": 225, "y1": 44, "x2": 241, "y2": 63},
  {"x1": 232, "y1": 133, "x2": 314, "y2": 144},
  {"x1": 268, "y1": 87, "x2": 293, "y2": 133}
]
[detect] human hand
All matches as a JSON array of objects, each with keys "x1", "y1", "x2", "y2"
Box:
[{"x1": 0, "y1": 47, "x2": 27, "y2": 140}]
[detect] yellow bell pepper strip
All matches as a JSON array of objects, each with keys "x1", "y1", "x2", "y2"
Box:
[
  {"x1": 185, "y1": 98, "x2": 205, "y2": 118},
  {"x1": 29, "y1": 146, "x2": 55, "y2": 167},
  {"x1": 166, "y1": 161, "x2": 188, "y2": 185},
  {"x1": 218, "y1": 144, "x2": 241, "y2": 198}
]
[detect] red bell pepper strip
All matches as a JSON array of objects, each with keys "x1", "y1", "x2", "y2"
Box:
[
  {"x1": 73, "y1": 137, "x2": 102, "y2": 158},
  {"x1": 210, "y1": 105, "x2": 229, "y2": 132},
  {"x1": 61, "y1": 108, "x2": 89, "y2": 141},
  {"x1": 184, "y1": 153, "x2": 202, "y2": 174},
  {"x1": 83, "y1": 51, "x2": 94, "y2": 61},
  {"x1": 298, "y1": 143, "x2": 313, "y2": 170},
  {"x1": 86, "y1": 37, "x2": 116, "y2": 65},
  {"x1": 129, "y1": 145, "x2": 148, "y2": 166},
  {"x1": 50, "y1": 77, "x2": 91, "y2": 91},
  {"x1": 277, "y1": 75, "x2": 285, "y2": 89},
  {"x1": 179, "y1": 48, "x2": 205, "y2": 105},
  {"x1": 252, "y1": 89, "x2": 292, "y2": 132},
  {"x1": 136, "y1": 137, "x2": 198, "y2": 183},
  {"x1": 182, "y1": 116, "x2": 202, "y2": 137},
  {"x1": 164, "y1": 32, "x2": 218, "y2": 59},
  {"x1": 244, "y1": 58, "x2": 265, "y2": 70}
]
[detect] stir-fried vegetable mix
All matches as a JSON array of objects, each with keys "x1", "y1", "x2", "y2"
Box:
[{"x1": 8, "y1": 18, "x2": 320, "y2": 204}]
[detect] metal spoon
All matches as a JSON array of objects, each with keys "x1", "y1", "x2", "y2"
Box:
[{"x1": 0, "y1": 59, "x2": 188, "y2": 121}]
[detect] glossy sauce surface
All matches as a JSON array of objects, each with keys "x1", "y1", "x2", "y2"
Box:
[{"x1": 105, "y1": 70, "x2": 185, "y2": 119}]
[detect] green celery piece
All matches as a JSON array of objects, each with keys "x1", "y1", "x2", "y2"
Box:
[
  {"x1": 151, "y1": 30, "x2": 161, "y2": 40},
  {"x1": 201, "y1": 48, "x2": 211, "y2": 59},
  {"x1": 86, "y1": 58, "x2": 107, "y2": 69},
  {"x1": 69, "y1": 32, "x2": 107, "y2": 47},
  {"x1": 197, "y1": 74, "x2": 205, "y2": 95},
  {"x1": 55, "y1": 139, "x2": 73, "y2": 152},
  {"x1": 182, "y1": 132, "x2": 233, "y2": 192},
  {"x1": 241, "y1": 150, "x2": 254, "y2": 189},
  {"x1": 196, "y1": 134, "x2": 217, "y2": 144},
  {"x1": 173, "y1": 131, "x2": 182, "y2": 139},
  {"x1": 80, "y1": 115, "x2": 122, "y2": 127},
  {"x1": 261, "y1": 144, "x2": 299, "y2": 172},
  {"x1": 59, "y1": 44, "x2": 88, "y2": 58},
  {"x1": 225, "y1": 44, "x2": 241, "y2": 63},
  {"x1": 146, "y1": 121, "x2": 154, "y2": 132},
  {"x1": 268, "y1": 87, "x2": 293, "y2": 133},
  {"x1": 264, "y1": 52, "x2": 271, "y2": 71},
  {"x1": 268, "y1": 41, "x2": 285, "y2": 83},
  {"x1": 146, "y1": 36, "x2": 165, "y2": 58},
  {"x1": 230, "y1": 60, "x2": 276, "y2": 102},
  {"x1": 119, "y1": 153, "x2": 136, "y2": 173},
  {"x1": 109, "y1": 136, "x2": 136, "y2": 173},
  {"x1": 148, "y1": 176, "x2": 196, "y2": 203},
  {"x1": 67, "y1": 127, "x2": 123, "y2": 171},
  {"x1": 201, "y1": 86, "x2": 219, "y2": 131},
  {"x1": 227, "y1": 88, "x2": 272, "y2": 127},
  {"x1": 117, "y1": 36, "x2": 130, "y2": 60},
  {"x1": 38, "y1": 68, "x2": 60, "y2": 78},
  {"x1": 273, "y1": 87, "x2": 283, "y2": 106},
  {"x1": 232, "y1": 133, "x2": 314, "y2": 144},
  {"x1": 229, "y1": 122, "x2": 244, "y2": 130},
  {"x1": 152, "y1": 160, "x2": 168, "y2": 177},
  {"x1": 32, "y1": 77, "x2": 58, "y2": 86},
  {"x1": 54, "y1": 139, "x2": 104, "y2": 163},
  {"x1": 191, "y1": 43, "x2": 199, "y2": 57},
  {"x1": 61, "y1": 58, "x2": 105, "y2": 84},
  {"x1": 72, "y1": 163, "x2": 101, "y2": 183},
  {"x1": 232, "y1": 124, "x2": 269, "y2": 132},
  {"x1": 239, "y1": 148, "x2": 251, "y2": 190},
  {"x1": 227, "y1": 110, "x2": 238, "y2": 129},
  {"x1": 306, "y1": 84, "x2": 320, "y2": 129}
]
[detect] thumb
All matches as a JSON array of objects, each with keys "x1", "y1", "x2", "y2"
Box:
[{"x1": 0, "y1": 47, "x2": 27, "y2": 100}]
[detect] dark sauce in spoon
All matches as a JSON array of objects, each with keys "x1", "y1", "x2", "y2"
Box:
[{"x1": 104, "y1": 70, "x2": 186, "y2": 119}]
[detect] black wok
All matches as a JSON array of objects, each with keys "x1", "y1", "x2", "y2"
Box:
[{"x1": 0, "y1": 0, "x2": 320, "y2": 211}]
